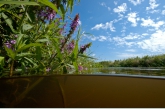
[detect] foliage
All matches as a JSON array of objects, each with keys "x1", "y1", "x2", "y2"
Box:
[
  {"x1": 98, "y1": 54, "x2": 165, "y2": 67},
  {"x1": 0, "y1": 0, "x2": 94, "y2": 77}
]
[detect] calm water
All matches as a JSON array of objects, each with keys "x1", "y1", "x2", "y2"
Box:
[
  {"x1": 83, "y1": 67, "x2": 165, "y2": 77},
  {"x1": 1, "y1": 68, "x2": 165, "y2": 107}
]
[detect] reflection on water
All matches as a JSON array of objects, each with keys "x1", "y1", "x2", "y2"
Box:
[
  {"x1": 83, "y1": 67, "x2": 165, "y2": 76},
  {"x1": 1, "y1": 75, "x2": 165, "y2": 108}
]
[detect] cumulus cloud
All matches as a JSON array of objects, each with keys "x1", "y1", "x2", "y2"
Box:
[
  {"x1": 141, "y1": 18, "x2": 164, "y2": 29},
  {"x1": 87, "y1": 35, "x2": 111, "y2": 42},
  {"x1": 117, "y1": 53, "x2": 143, "y2": 59},
  {"x1": 127, "y1": 12, "x2": 139, "y2": 27},
  {"x1": 111, "y1": 30, "x2": 165, "y2": 53},
  {"x1": 128, "y1": 0, "x2": 144, "y2": 6},
  {"x1": 113, "y1": 3, "x2": 127, "y2": 13},
  {"x1": 146, "y1": 0, "x2": 159, "y2": 13},
  {"x1": 137, "y1": 30, "x2": 165, "y2": 52},
  {"x1": 91, "y1": 21, "x2": 115, "y2": 32},
  {"x1": 124, "y1": 33, "x2": 141, "y2": 40},
  {"x1": 112, "y1": 36, "x2": 135, "y2": 47}
]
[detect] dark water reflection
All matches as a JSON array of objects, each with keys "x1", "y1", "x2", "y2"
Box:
[{"x1": 84, "y1": 67, "x2": 165, "y2": 76}]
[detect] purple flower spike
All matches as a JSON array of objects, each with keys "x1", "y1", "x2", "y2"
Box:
[
  {"x1": 70, "y1": 14, "x2": 79, "y2": 31},
  {"x1": 67, "y1": 40, "x2": 75, "y2": 53}
]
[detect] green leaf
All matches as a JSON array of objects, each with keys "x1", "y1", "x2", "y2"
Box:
[
  {"x1": 17, "y1": 43, "x2": 42, "y2": 53},
  {"x1": 16, "y1": 53, "x2": 35, "y2": 59},
  {"x1": 1, "y1": 12, "x2": 18, "y2": 33},
  {"x1": 4, "y1": 46, "x2": 16, "y2": 60},
  {"x1": 71, "y1": 39, "x2": 79, "y2": 71},
  {"x1": 78, "y1": 54, "x2": 96, "y2": 59},
  {"x1": 35, "y1": 46, "x2": 41, "y2": 60},
  {"x1": 0, "y1": 1, "x2": 39, "y2": 5},
  {"x1": 38, "y1": 0, "x2": 62, "y2": 19},
  {"x1": 24, "y1": 57, "x2": 37, "y2": 67},
  {"x1": 60, "y1": 4, "x2": 65, "y2": 20},
  {"x1": 23, "y1": 24, "x2": 33, "y2": 31},
  {"x1": 0, "y1": 4, "x2": 4, "y2": 7},
  {"x1": 0, "y1": 57, "x2": 4, "y2": 68},
  {"x1": 36, "y1": 39, "x2": 49, "y2": 43},
  {"x1": 15, "y1": 34, "x2": 24, "y2": 49},
  {"x1": 52, "y1": 38, "x2": 62, "y2": 62}
]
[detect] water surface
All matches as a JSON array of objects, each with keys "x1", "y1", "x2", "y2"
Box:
[{"x1": 84, "y1": 67, "x2": 165, "y2": 77}]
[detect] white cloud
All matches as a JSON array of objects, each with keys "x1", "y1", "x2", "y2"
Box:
[
  {"x1": 124, "y1": 33, "x2": 140, "y2": 40},
  {"x1": 91, "y1": 21, "x2": 115, "y2": 32},
  {"x1": 146, "y1": 0, "x2": 159, "y2": 10},
  {"x1": 114, "y1": 1, "x2": 118, "y2": 5},
  {"x1": 87, "y1": 35, "x2": 111, "y2": 42},
  {"x1": 98, "y1": 36, "x2": 107, "y2": 41},
  {"x1": 162, "y1": 10, "x2": 165, "y2": 15},
  {"x1": 137, "y1": 30, "x2": 165, "y2": 52},
  {"x1": 117, "y1": 53, "x2": 143, "y2": 59},
  {"x1": 100, "y1": 2, "x2": 111, "y2": 11},
  {"x1": 127, "y1": 12, "x2": 138, "y2": 27},
  {"x1": 142, "y1": 33, "x2": 149, "y2": 36},
  {"x1": 141, "y1": 18, "x2": 164, "y2": 29},
  {"x1": 128, "y1": 0, "x2": 144, "y2": 6},
  {"x1": 112, "y1": 36, "x2": 135, "y2": 47},
  {"x1": 125, "y1": 49, "x2": 136, "y2": 52},
  {"x1": 113, "y1": 3, "x2": 127, "y2": 13},
  {"x1": 121, "y1": 26, "x2": 126, "y2": 33}
]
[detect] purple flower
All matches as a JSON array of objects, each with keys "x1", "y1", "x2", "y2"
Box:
[
  {"x1": 78, "y1": 65, "x2": 83, "y2": 71},
  {"x1": 4, "y1": 41, "x2": 12, "y2": 48},
  {"x1": 46, "y1": 68, "x2": 51, "y2": 72},
  {"x1": 67, "y1": 40, "x2": 75, "y2": 53},
  {"x1": 70, "y1": 14, "x2": 79, "y2": 31},
  {"x1": 10, "y1": 40, "x2": 16, "y2": 44},
  {"x1": 79, "y1": 43, "x2": 92, "y2": 54},
  {"x1": 47, "y1": 11, "x2": 56, "y2": 20},
  {"x1": 4, "y1": 40, "x2": 16, "y2": 50},
  {"x1": 38, "y1": 7, "x2": 56, "y2": 20}
]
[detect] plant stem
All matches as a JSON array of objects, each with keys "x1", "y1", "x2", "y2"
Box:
[{"x1": 10, "y1": 60, "x2": 14, "y2": 77}]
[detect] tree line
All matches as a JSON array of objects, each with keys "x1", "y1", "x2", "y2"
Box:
[{"x1": 97, "y1": 54, "x2": 165, "y2": 67}]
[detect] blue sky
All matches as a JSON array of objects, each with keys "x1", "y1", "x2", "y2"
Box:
[{"x1": 69, "y1": 0, "x2": 165, "y2": 61}]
